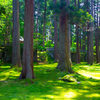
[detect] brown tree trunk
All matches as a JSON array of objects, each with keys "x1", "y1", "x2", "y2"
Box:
[
  {"x1": 87, "y1": 0, "x2": 94, "y2": 65},
  {"x1": 57, "y1": 10, "x2": 73, "y2": 73},
  {"x1": 76, "y1": 25, "x2": 80, "y2": 63},
  {"x1": 20, "y1": 0, "x2": 34, "y2": 79},
  {"x1": 87, "y1": 31, "x2": 94, "y2": 65},
  {"x1": 12, "y1": 0, "x2": 21, "y2": 67},
  {"x1": 74, "y1": 0, "x2": 80, "y2": 63},
  {"x1": 34, "y1": 2, "x2": 40, "y2": 63},
  {"x1": 95, "y1": 28, "x2": 100, "y2": 63},
  {"x1": 86, "y1": 0, "x2": 94, "y2": 65},
  {"x1": 82, "y1": 31, "x2": 86, "y2": 52},
  {"x1": 95, "y1": 0, "x2": 100, "y2": 63},
  {"x1": 43, "y1": 0, "x2": 47, "y2": 47},
  {"x1": 53, "y1": 0, "x2": 58, "y2": 62},
  {"x1": 80, "y1": 32, "x2": 81, "y2": 50}
]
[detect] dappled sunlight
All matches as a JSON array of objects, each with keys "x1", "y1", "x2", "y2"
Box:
[
  {"x1": 0, "y1": 94, "x2": 3, "y2": 96},
  {"x1": 0, "y1": 66, "x2": 20, "y2": 81},
  {"x1": 64, "y1": 91, "x2": 77, "y2": 98},
  {"x1": 86, "y1": 93, "x2": 100, "y2": 97},
  {"x1": 11, "y1": 99, "x2": 18, "y2": 100},
  {"x1": 79, "y1": 90, "x2": 88, "y2": 93},
  {"x1": 0, "y1": 63, "x2": 100, "y2": 100},
  {"x1": 78, "y1": 70, "x2": 100, "y2": 79},
  {"x1": 39, "y1": 90, "x2": 77, "y2": 99}
]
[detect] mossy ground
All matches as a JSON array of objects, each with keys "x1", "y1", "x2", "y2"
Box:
[{"x1": 0, "y1": 62, "x2": 100, "y2": 100}]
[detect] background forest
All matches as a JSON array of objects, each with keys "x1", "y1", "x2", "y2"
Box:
[{"x1": 0, "y1": 0, "x2": 100, "y2": 100}]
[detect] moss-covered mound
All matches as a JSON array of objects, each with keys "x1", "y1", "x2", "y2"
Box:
[{"x1": 60, "y1": 74, "x2": 77, "y2": 82}]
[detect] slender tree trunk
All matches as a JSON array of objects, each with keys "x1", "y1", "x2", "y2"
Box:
[
  {"x1": 86, "y1": 0, "x2": 94, "y2": 65},
  {"x1": 53, "y1": 0, "x2": 58, "y2": 62},
  {"x1": 43, "y1": 0, "x2": 47, "y2": 47},
  {"x1": 76, "y1": 25, "x2": 80, "y2": 63},
  {"x1": 95, "y1": 28, "x2": 100, "y2": 63},
  {"x1": 20, "y1": 0, "x2": 34, "y2": 79},
  {"x1": 74, "y1": 0, "x2": 80, "y2": 63},
  {"x1": 95, "y1": 0, "x2": 100, "y2": 63},
  {"x1": 34, "y1": 3, "x2": 40, "y2": 63},
  {"x1": 12, "y1": 0, "x2": 21, "y2": 67},
  {"x1": 80, "y1": 32, "x2": 81, "y2": 50},
  {"x1": 88, "y1": 0, "x2": 94, "y2": 65}
]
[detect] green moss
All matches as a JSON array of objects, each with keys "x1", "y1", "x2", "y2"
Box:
[{"x1": 0, "y1": 63, "x2": 100, "y2": 99}]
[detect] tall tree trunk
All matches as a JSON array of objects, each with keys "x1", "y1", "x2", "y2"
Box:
[
  {"x1": 34, "y1": 2, "x2": 40, "y2": 63},
  {"x1": 95, "y1": 0, "x2": 100, "y2": 63},
  {"x1": 12, "y1": 0, "x2": 21, "y2": 67},
  {"x1": 87, "y1": 30, "x2": 94, "y2": 64},
  {"x1": 43, "y1": 0, "x2": 47, "y2": 47},
  {"x1": 82, "y1": 30, "x2": 86, "y2": 61},
  {"x1": 74, "y1": 0, "x2": 80, "y2": 63},
  {"x1": 57, "y1": 0, "x2": 73, "y2": 72},
  {"x1": 95, "y1": 28, "x2": 100, "y2": 63},
  {"x1": 76, "y1": 25, "x2": 80, "y2": 63},
  {"x1": 87, "y1": 0, "x2": 94, "y2": 65},
  {"x1": 57, "y1": 12, "x2": 73, "y2": 72},
  {"x1": 20, "y1": 0, "x2": 34, "y2": 79},
  {"x1": 80, "y1": 32, "x2": 81, "y2": 50},
  {"x1": 53, "y1": 0, "x2": 58, "y2": 62}
]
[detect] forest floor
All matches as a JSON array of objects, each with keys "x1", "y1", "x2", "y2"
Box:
[{"x1": 0, "y1": 62, "x2": 100, "y2": 100}]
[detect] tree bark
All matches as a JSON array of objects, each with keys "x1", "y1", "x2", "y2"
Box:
[
  {"x1": 95, "y1": 28, "x2": 100, "y2": 63},
  {"x1": 87, "y1": 31, "x2": 94, "y2": 65},
  {"x1": 76, "y1": 25, "x2": 80, "y2": 63},
  {"x1": 53, "y1": 0, "x2": 58, "y2": 62},
  {"x1": 57, "y1": 10, "x2": 73, "y2": 73},
  {"x1": 20, "y1": 0, "x2": 34, "y2": 79},
  {"x1": 12, "y1": 0, "x2": 21, "y2": 67},
  {"x1": 95, "y1": 0, "x2": 100, "y2": 63},
  {"x1": 86, "y1": 0, "x2": 94, "y2": 65},
  {"x1": 74, "y1": 0, "x2": 80, "y2": 63},
  {"x1": 43, "y1": 0, "x2": 47, "y2": 47},
  {"x1": 87, "y1": 0, "x2": 94, "y2": 65}
]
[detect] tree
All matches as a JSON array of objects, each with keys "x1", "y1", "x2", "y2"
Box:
[
  {"x1": 53, "y1": 0, "x2": 58, "y2": 62},
  {"x1": 20, "y1": 0, "x2": 34, "y2": 79},
  {"x1": 12, "y1": 0, "x2": 21, "y2": 67},
  {"x1": 94, "y1": 0, "x2": 100, "y2": 63},
  {"x1": 87, "y1": 0, "x2": 94, "y2": 65},
  {"x1": 43, "y1": 0, "x2": 47, "y2": 47},
  {"x1": 57, "y1": 0, "x2": 73, "y2": 73},
  {"x1": 76, "y1": 25, "x2": 80, "y2": 63},
  {"x1": 75, "y1": 0, "x2": 80, "y2": 63}
]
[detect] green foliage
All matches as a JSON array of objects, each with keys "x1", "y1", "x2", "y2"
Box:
[
  {"x1": 0, "y1": 45, "x2": 12, "y2": 63},
  {"x1": 0, "y1": 0, "x2": 12, "y2": 46},
  {"x1": 71, "y1": 47, "x2": 76, "y2": 53},
  {"x1": 50, "y1": 1, "x2": 93, "y2": 27},
  {"x1": 37, "y1": 51, "x2": 54, "y2": 63},
  {"x1": 33, "y1": 33, "x2": 44, "y2": 50},
  {"x1": 33, "y1": 33, "x2": 54, "y2": 51},
  {"x1": 0, "y1": 5, "x2": 5, "y2": 15},
  {"x1": 69, "y1": 7, "x2": 94, "y2": 26},
  {"x1": 49, "y1": 1, "x2": 68, "y2": 14},
  {"x1": 38, "y1": 51, "x2": 47, "y2": 62},
  {"x1": 45, "y1": 40, "x2": 54, "y2": 48}
]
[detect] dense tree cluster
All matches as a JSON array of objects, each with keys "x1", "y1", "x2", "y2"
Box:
[{"x1": 0, "y1": 0, "x2": 100, "y2": 79}]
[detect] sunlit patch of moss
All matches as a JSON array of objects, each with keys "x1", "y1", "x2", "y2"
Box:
[
  {"x1": 86, "y1": 93, "x2": 100, "y2": 97},
  {"x1": 64, "y1": 91, "x2": 77, "y2": 98},
  {"x1": 78, "y1": 70, "x2": 100, "y2": 79},
  {"x1": 79, "y1": 90, "x2": 89, "y2": 93}
]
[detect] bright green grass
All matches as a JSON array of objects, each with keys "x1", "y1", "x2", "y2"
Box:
[{"x1": 0, "y1": 63, "x2": 100, "y2": 100}]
